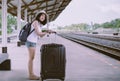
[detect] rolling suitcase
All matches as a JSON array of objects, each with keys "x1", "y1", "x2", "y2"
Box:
[{"x1": 40, "y1": 43, "x2": 66, "y2": 81}]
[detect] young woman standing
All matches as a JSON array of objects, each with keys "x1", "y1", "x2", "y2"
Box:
[{"x1": 26, "y1": 10, "x2": 51, "y2": 80}]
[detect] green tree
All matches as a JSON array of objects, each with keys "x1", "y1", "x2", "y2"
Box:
[
  {"x1": 0, "y1": 10, "x2": 17, "y2": 34},
  {"x1": 114, "y1": 18, "x2": 120, "y2": 32},
  {"x1": 102, "y1": 22, "x2": 112, "y2": 28},
  {"x1": 7, "y1": 13, "x2": 17, "y2": 33}
]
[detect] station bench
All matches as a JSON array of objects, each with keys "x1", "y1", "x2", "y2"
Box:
[{"x1": 0, "y1": 54, "x2": 11, "y2": 70}]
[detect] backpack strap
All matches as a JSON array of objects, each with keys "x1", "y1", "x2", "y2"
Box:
[
  {"x1": 29, "y1": 29, "x2": 35, "y2": 35},
  {"x1": 28, "y1": 22, "x2": 35, "y2": 35}
]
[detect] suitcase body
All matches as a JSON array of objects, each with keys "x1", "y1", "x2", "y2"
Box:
[{"x1": 40, "y1": 43, "x2": 66, "y2": 81}]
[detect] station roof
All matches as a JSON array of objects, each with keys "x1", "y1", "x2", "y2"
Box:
[{"x1": 0, "y1": 0, "x2": 71, "y2": 22}]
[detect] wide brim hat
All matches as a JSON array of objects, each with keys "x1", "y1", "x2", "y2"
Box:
[{"x1": 38, "y1": 10, "x2": 49, "y2": 27}]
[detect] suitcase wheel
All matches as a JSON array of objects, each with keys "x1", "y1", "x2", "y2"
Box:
[
  {"x1": 61, "y1": 78, "x2": 64, "y2": 81},
  {"x1": 41, "y1": 78, "x2": 64, "y2": 81},
  {"x1": 41, "y1": 78, "x2": 43, "y2": 81}
]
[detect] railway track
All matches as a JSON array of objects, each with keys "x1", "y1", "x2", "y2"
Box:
[{"x1": 58, "y1": 32, "x2": 120, "y2": 60}]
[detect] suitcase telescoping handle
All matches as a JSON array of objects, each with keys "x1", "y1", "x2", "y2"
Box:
[
  {"x1": 46, "y1": 22, "x2": 57, "y2": 43},
  {"x1": 47, "y1": 32, "x2": 57, "y2": 44}
]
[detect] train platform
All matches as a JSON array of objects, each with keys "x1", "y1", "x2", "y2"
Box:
[{"x1": 0, "y1": 34, "x2": 120, "y2": 81}]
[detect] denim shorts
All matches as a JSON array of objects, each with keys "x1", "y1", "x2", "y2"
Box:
[{"x1": 25, "y1": 41, "x2": 36, "y2": 48}]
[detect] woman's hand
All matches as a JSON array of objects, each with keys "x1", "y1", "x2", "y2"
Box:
[{"x1": 42, "y1": 30, "x2": 56, "y2": 34}]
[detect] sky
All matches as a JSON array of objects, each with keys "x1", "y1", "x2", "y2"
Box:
[{"x1": 52, "y1": 0, "x2": 120, "y2": 27}]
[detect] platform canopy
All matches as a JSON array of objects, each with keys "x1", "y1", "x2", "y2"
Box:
[{"x1": 0, "y1": 0, "x2": 71, "y2": 22}]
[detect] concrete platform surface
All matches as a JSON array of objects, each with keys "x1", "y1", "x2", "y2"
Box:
[{"x1": 0, "y1": 34, "x2": 120, "y2": 81}]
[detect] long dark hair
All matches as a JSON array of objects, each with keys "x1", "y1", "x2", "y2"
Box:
[{"x1": 35, "y1": 13, "x2": 47, "y2": 25}]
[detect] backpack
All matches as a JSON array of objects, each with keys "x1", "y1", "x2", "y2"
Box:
[{"x1": 19, "y1": 23, "x2": 35, "y2": 42}]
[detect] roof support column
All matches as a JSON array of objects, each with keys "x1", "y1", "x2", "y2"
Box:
[
  {"x1": 2, "y1": 0, "x2": 7, "y2": 53},
  {"x1": 17, "y1": 0, "x2": 21, "y2": 35},
  {"x1": 31, "y1": 15, "x2": 34, "y2": 22},
  {"x1": 29, "y1": 15, "x2": 32, "y2": 22},
  {"x1": 0, "y1": 0, "x2": 11, "y2": 71},
  {"x1": 24, "y1": 9, "x2": 27, "y2": 22},
  {"x1": 17, "y1": 0, "x2": 21, "y2": 46}
]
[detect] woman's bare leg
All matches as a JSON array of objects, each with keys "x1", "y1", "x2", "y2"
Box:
[{"x1": 28, "y1": 47, "x2": 39, "y2": 80}]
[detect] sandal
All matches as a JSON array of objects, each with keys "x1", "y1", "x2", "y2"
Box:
[{"x1": 29, "y1": 75, "x2": 40, "y2": 80}]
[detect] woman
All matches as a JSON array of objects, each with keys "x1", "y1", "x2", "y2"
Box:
[{"x1": 26, "y1": 10, "x2": 51, "y2": 80}]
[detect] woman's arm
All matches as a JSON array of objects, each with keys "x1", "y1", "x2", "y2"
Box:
[{"x1": 32, "y1": 20, "x2": 47, "y2": 37}]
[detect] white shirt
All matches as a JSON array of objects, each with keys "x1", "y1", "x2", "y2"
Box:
[{"x1": 27, "y1": 22, "x2": 42, "y2": 43}]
